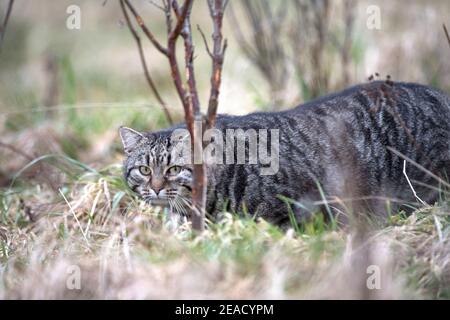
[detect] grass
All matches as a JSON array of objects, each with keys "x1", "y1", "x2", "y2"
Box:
[
  {"x1": 1, "y1": 0, "x2": 450, "y2": 300},
  {"x1": 0, "y1": 151, "x2": 449, "y2": 299},
  {"x1": 0, "y1": 104, "x2": 449, "y2": 299}
]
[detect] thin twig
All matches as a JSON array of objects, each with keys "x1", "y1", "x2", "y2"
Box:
[
  {"x1": 403, "y1": 160, "x2": 430, "y2": 207},
  {"x1": 206, "y1": 0, "x2": 227, "y2": 129},
  {"x1": 443, "y1": 24, "x2": 450, "y2": 49},
  {"x1": 147, "y1": 0, "x2": 165, "y2": 12},
  {"x1": 387, "y1": 146, "x2": 450, "y2": 189},
  {"x1": 169, "y1": 0, "x2": 193, "y2": 41},
  {"x1": 181, "y1": 3, "x2": 200, "y2": 117},
  {"x1": 0, "y1": 0, "x2": 14, "y2": 50},
  {"x1": 197, "y1": 24, "x2": 213, "y2": 58},
  {"x1": 120, "y1": 0, "x2": 173, "y2": 124},
  {"x1": 166, "y1": 0, "x2": 194, "y2": 126},
  {"x1": 123, "y1": 0, "x2": 168, "y2": 56},
  {"x1": 162, "y1": 0, "x2": 172, "y2": 35}
]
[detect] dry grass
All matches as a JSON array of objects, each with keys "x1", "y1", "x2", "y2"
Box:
[
  {"x1": 1, "y1": 0, "x2": 450, "y2": 300},
  {"x1": 1, "y1": 161, "x2": 449, "y2": 299}
]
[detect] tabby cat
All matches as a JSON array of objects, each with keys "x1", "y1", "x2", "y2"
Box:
[{"x1": 119, "y1": 81, "x2": 450, "y2": 226}]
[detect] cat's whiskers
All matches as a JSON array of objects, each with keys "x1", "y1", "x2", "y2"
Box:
[
  {"x1": 178, "y1": 196, "x2": 193, "y2": 216},
  {"x1": 168, "y1": 199, "x2": 176, "y2": 214},
  {"x1": 175, "y1": 199, "x2": 187, "y2": 216},
  {"x1": 169, "y1": 196, "x2": 187, "y2": 216}
]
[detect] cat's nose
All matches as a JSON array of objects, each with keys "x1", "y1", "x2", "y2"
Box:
[{"x1": 152, "y1": 182, "x2": 164, "y2": 195}]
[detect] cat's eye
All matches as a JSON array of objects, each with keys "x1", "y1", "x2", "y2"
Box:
[
  {"x1": 139, "y1": 166, "x2": 152, "y2": 176},
  {"x1": 167, "y1": 166, "x2": 181, "y2": 176}
]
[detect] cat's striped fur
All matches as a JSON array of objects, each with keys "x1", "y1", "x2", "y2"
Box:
[{"x1": 120, "y1": 81, "x2": 450, "y2": 226}]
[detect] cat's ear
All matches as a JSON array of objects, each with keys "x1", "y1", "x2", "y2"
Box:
[{"x1": 119, "y1": 126, "x2": 145, "y2": 154}]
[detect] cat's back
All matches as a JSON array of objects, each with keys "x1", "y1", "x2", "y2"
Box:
[
  {"x1": 215, "y1": 81, "x2": 450, "y2": 131},
  {"x1": 207, "y1": 81, "x2": 450, "y2": 222},
  {"x1": 289, "y1": 80, "x2": 450, "y2": 118}
]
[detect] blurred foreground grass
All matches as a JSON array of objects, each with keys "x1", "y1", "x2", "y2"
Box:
[
  {"x1": 1, "y1": 0, "x2": 450, "y2": 299},
  {"x1": 0, "y1": 154, "x2": 450, "y2": 299}
]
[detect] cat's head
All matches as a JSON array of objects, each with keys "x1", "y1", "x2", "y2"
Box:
[{"x1": 119, "y1": 126, "x2": 193, "y2": 214}]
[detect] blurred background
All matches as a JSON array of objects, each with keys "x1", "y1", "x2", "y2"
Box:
[
  {"x1": 1, "y1": 0, "x2": 450, "y2": 300},
  {"x1": 1, "y1": 0, "x2": 450, "y2": 186}
]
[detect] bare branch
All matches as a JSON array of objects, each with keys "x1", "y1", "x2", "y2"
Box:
[
  {"x1": 444, "y1": 23, "x2": 450, "y2": 49},
  {"x1": 120, "y1": 0, "x2": 227, "y2": 232},
  {"x1": 206, "y1": 0, "x2": 227, "y2": 128},
  {"x1": 171, "y1": 0, "x2": 181, "y2": 19},
  {"x1": 166, "y1": 0, "x2": 194, "y2": 123},
  {"x1": 169, "y1": 0, "x2": 193, "y2": 41},
  {"x1": 163, "y1": 0, "x2": 172, "y2": 35},
  {"x1": 123, "y1": 0, "x2": 168, "y2": 56},
  {"x1": 147, "y1": 0, "x2": 203, "y2": 231},
  {"x1": 0, "y1": 0, "x2": 14, "y2": 50},
  {"x1": 197, "y1": 24, "x2": 213, "y2": 58},
  {"x1": 123, "y1": 0, "x2": 192, "y2": 124},
  {"x1": 146, "y1": 0, "x2": 166, "y2": 12},
  {"x1": 120, "y1": 0, "x2": 173, "y2": 125},
  {"x1": 177, "y1": 1, "x2": 206, "y2": 231},
  {"x1": 387, "y1": 146, "x2": 450, "y2": 190},
  {"x1": 180, "y1": 5, "x2": 200, "y2": 117}
]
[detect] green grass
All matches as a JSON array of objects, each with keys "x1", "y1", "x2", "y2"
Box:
[
  {"x1": 1, "y1": 0, "x2": 450, "y2": 299},
  {"x1": 0, "y1": 150, "x2": 449, "y2": 298}
]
